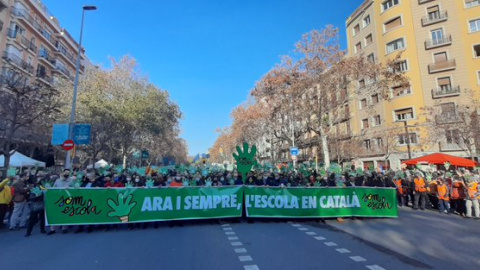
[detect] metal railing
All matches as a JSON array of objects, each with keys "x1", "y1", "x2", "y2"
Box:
[
  {"x1": 2, "y1": 51, "x2": 34, "y2": 73},
  {"x1": 56, "y1": 45, "x2": 75, "y2": 63},
  {"x1": 428, "y1": 59, "x2": 456, "y2": 73},
  {"x1": 425, "y1": 35, "x2": 452, "y2": 49},
  {"x1": 466, "y1": 0, "x2": 480, "y2": 8},
  {"x1": 422, "y1": 11, "x2": 448, "y2": 26},
  {"x1": 39, "y1": 50, "x2": 56, "y2": 65},
  {"x1": 36, "y1": 72, "x2": 53, "y2": 84},
  {"x1": 54, "y1": 64, "x2": 71, "y2": 77},
  {"x1": 11, "y1": 8, "x2": 56, "y2": 45},
  {"x1": 432, "y1": 85, "x2": 460, "y2": 98},
  {"x1": 439, "y1": 142, "x2": 466, "y2": 151},
  {"x1": 435, "y1": 113, "x2": 459, "y2": 124}
]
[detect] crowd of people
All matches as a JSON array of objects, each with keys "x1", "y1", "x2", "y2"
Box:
[{"x1": 1, "y1": 164, "x2": 479, "y2": 237}]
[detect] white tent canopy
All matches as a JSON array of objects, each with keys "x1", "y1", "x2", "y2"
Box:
[
  {"x1": 87, "y1": 159, "x2": 109, "y2": 169},
  {"x1": 0, "y1": 152, "x2": 46, "y2": 168}
]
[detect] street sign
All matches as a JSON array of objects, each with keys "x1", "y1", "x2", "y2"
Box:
[
  {"x1": 73, "y1": 124, "x2": 91, "y2": 145},
  {"x1": 62, "y1": 140, "x2": 75, "y2": 151},
  {"x1": 290, "y1": 147, "x2": 299, "y2": 156},
  {"x1": 291, "y1": 155, "x2": 297, "y2": 161},
  {"x1": 51, "y1": 124, "x2": 69, "y2": 145}
]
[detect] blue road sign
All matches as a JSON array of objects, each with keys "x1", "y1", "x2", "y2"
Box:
[
  {"x1": 51, "y1": 124, "x2": 69, "y2": 146},
  {"x1": 290, "y1": 147, "x2": 299, "y2": 156},
  {"x1": 73, "y1": 124, "x2": 91, "y2": 145}
]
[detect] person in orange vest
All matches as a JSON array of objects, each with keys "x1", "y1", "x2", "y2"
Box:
[
  {"x1": 413, "y1": 172, "x2": 427, "y2": 210},
  {"x1": 436, "y1": 178, "x2": 450, "y2": 214},
  {"x1": 465, "y1": 177, "x2": 480, "y2": 219},
  {"x1": 450, "y1": 176, "x2": 466, "y2": 216},
  {"x1": 394, "y1": 177, "x2": 407, "y2": 207}
]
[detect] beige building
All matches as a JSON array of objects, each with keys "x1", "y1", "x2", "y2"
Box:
[
  {"x1": 0, "y1": 0, "x2": 87, "y2": 87},
  {"x1": 346, "y1": 0, "x2": 480, "y2": 170}
]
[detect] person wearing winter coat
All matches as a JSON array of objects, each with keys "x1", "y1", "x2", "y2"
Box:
[{"x1": 0, "y1": 178, "x2": 13, "y2": 230}]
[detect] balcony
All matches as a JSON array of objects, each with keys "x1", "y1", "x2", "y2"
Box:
[
  {"x1": 11, "y1": 8, "x2": 56, "y2": 47},
  {"x1": 425, "y1": 35, "x2": 452, "y2": 50},
  {"x1": 439, "y1": 142, "x2": 466, "y2": 152},
  {"x1": 53, "y1": 65, "x2": 74, "y2": 81},
  {"x1": 38, "y1": 50, "x2": 56, "y2": 66},
  {"x1": 36, "y1": 72, "x2": 53, "y2": 85},
  {"x1": 422, "y1": 11, "x2": 448, "y2": 26},
  {"x1": 2, "y1": 51, "x2": 34, "y2": 73},
  {"x1": 55, "y1": 43, "x2": 76, "y2": 65},
  {"x1": 428, "y1": 59, "x2": 456, "y2": 74},
  {"x1": 435, "y1": 113, "x2": 460, "y2": 124},
  {"x1": 432, "y1": 85, "x2": 460, "y2": 99},
  {"x1": 418, "y1": 0, "x2": 435, "y2": 4}
]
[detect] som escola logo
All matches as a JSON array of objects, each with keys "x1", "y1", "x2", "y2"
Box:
[{"x1": 55, "y1": 196, "x2": 102, "y2": 216}]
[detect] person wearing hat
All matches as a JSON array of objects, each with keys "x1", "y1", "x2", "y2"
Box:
[
  {"x1": 413, "y1": 172, "x2": 427, "y2": 210},
  {"x1": 0, "y1": 178, "x2": 13, "y2": 230},
  {"x1": 170, "y1": 176, "x2": 183, "y2": 187}
]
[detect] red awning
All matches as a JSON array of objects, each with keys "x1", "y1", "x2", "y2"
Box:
[{"x1": 403, "y1": 153, "x2": 477, "y2": 168}]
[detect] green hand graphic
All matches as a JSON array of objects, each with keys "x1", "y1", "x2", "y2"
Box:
[
  {"x1": 182, "y1": 180, "x2": 189, "y2": 187},
  {"x1": 205, "y1": 179, "x2": 212, "y2": 187},
  {"x1": 107, "y1": 192, "x2": 137, "y2": 222},
  {"x1": 31, "y1": 187, "x2": 43, "y2": 196},
  {"x1": 145, "y1": 179, "x2": 154, "y2": 188},
  {"x1": 232, "y1": 142, "x2": 258, "y2": 183}
]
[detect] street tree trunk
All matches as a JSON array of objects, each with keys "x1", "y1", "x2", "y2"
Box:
[{"x1": 321, "y1": 134, "x2": 330, "y2": 168}]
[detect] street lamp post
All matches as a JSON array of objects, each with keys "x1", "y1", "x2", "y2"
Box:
[
  {"x1": 65, "y1": 5, "x2": 97, "y2": 169},
  {"x1": 403, "y1": 120, "x2": 412, "y2": 160}
]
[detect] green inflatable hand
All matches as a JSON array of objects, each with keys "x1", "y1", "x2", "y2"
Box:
[
  {"x1": 107, "y1": 192, "x2": 137, "y2": 222},
  {"x1": 233, "y1": 142, "x2": 258, "y2": 183},
  {"x1": 145, "y1": 179, "x2": 154, "y2": 188}
]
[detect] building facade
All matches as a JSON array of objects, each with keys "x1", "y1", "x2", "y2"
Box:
[{"x1": 346, "y1": 0, "x2": 480, "y2": 169}]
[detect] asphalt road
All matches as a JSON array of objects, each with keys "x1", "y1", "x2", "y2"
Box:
[{"x1": 1, "y1": 209, "x2": 479, "y2": 270}]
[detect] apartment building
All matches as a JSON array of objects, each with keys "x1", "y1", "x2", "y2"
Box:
[
  {"x1": 0, "y1": 0, "x2": 88, "y2": 159},
  {"x1": 346, "y1": 0, "x2": 480, "y2": 170},
  {"x1": 0, "y1": 0, "x2": 86, "y2": 87}
]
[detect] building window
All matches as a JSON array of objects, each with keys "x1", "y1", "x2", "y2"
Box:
[
  {"x1": 371, "y1": 94, "x2": 379, "y2": 104},
  {"x1": 394, "y1": 108, "x2": 414, "y2": 121},
  {"x1": 433, "y1": 51, "x2": 448, "y2": 63},
  {"x1": 355, "y1": 42, "x2": 362, "y2": 53},
  {"x1": 376, "y1": 138, "x2": 384, "y2": 148},
  {"x1": 364, "y1": 139, "x2": 371, "y2": 150},
  {"x1": 37, "y1": 64, "x2": 46, "y2": 77},
  {"x1": 470, "y1": 19, "x2": 480, "y2": 32},
  {"x1": 346, "y1": 121, "x2": 351, "y2": 133},
  {"x1": 474, "y1": 44, "x2": 480, "y2": 58},
  {"x1": 382, "y1": 0, "x2": 399, "y2": 11},
  {"x1": 353, "y1": 24, "x2": 360, "y2": 36},
  {"x1": 373, "y1": 115, "x2": 382, "y2": 126},
  {"x1": 392, "y1": 85, "x2": 411, "y2": 97},
  {"x1": 427, "y1": 6, "x2": 441, "y2": 21},
  {"x1": 466, "y1": 0, "x2": 480, "y2": 8},
  {"x1": 398, "y1": 133, "x2": 417, "y2": 145},
  {"x1": 386, "y1": 38, "x2": 405, "y2": 54},
  {"x1": 365, "y1": 34, "x2": 373, "y2": 46},
  {"x1": 360, "y1": 98, "x2": 367, "y2": 108},
  {"x1": 363, "y1": 15, "x2": 371, "y2": 27},
  {"x1": 431, "y1": 28, "x2": 444, "y2": 45},
  {"x1": 362, "y1": 119, "x2": 369, "y2": 129},
  {"x1": 437, "y1": 77, "x2": 452, "y2": 91},
  {"x1": 384, "y1": 16, "x2": 402, "y2": 32},
  {"x1": 394, "y1": 60, "x2": 408, "y2": 72},
  {"x1": 367, "y1": 53, "x2": 375, "y2": 63},
  {"x1": 440, "y1": 102, "x2": 456, "y2": 117},
  {"x1": 445, "y1": 130, "x2": 461, "y2": 144},
  {"x1": 477, "y1": 71, "x2": 480, "y2": 84},
  {"x1": 358, "y1": 79, "x2": 366, "y2": 88}
]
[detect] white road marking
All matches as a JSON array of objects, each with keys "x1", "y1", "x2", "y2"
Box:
[
  {"x1": 298, "y1": 228, "x2": 309, "y2": 231},
  {"x1": 314, "y1": 236, "x2": 326, "y2": 240},
  {"x1": 335, "y1": 248, "x2": 351, "y2": 254},
  {"x1": 287, "y1": 221, "x2": 293, "y2": 224},
  {"x1": 228, "y1": 236, "x2": 239, "y2": 241},
  {"x1": 231, "y1": 242, "x2": 243, "y2": 246},
  {"x1": 239, "y1": 255, "x2": 253, "y2": 262},
  {"x1": 366, "y1": 265, "x2": 385, "y2": 270},
  {"x1": 234, "y1": 248, "x2": 247, "y2": 253},
  {"x1": 221, "y1": 224, "x2": 230, "y2": 227},
  {"x1": 223, "y1": 227, "x2": 233, "y2": 231},
  {"x1": 225, "y1": 232, "x2": 235, "y2": 235},
  {"x1": 291, "y1": 224, "x2": 302, "y2": 227},
  {"x1": 324, "y1": 242, "x2": 338, "y2": 246},
  {"x1": 244, "y1": 265, "x2": 260, "y2": 270},
  {"x1": 350, "y1": 256, "x2": 367, "y2": 262},
  {"x1": 306, "y1": 231, "x2": 317, "y2": 235}
]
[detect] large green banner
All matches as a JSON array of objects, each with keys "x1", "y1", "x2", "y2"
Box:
[
  {"x1": 244, "y1": 187, "x2": 398, "y2": 218},
  {"x1": 45, "y1": 187, "x2": 243, "y2": 225}
]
